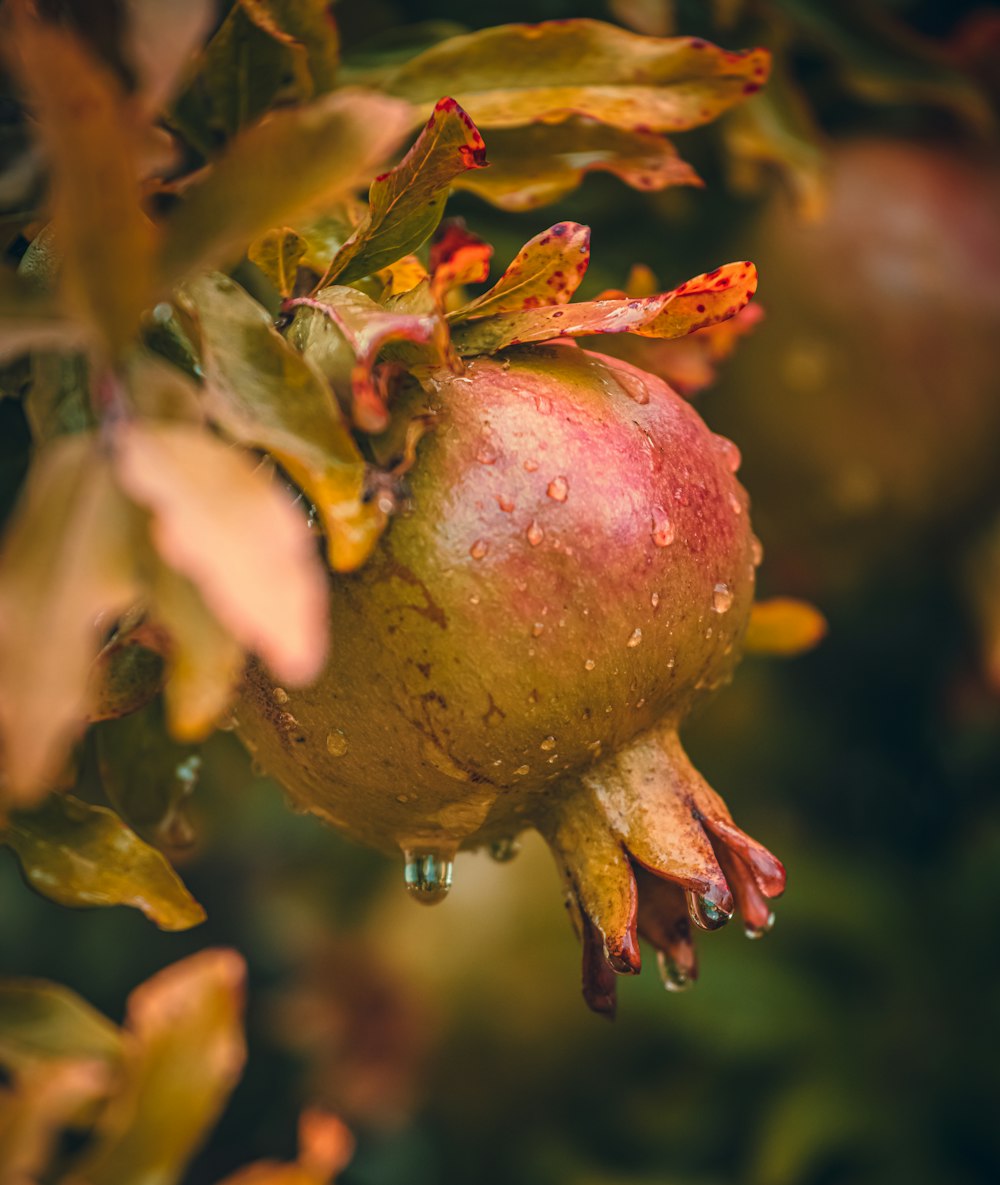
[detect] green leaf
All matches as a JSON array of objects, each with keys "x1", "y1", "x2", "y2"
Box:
[
  {"x1": 451, "y1": 222, "x2": 590, "y2": 320},
  {"x1": 2, "y1": 794, "x2": 206, "y2": 930},
  {"x1": 182, "y1": 271, "x2": 385, "y2": 572},
  {"x1": 23, "y1": 352, "x2": 95, "y2": 442},
  {"x1": 326, "y1": 97, "x2": 487, "y2": 286},
  {"x1": 157, "y1": 89, "x2": 414, "y2": 290},
  {"x1": 73, "y1": 949, "x2": 246, "y2": 1185},
  {"x1": 112, "y1": 419, "x2": 329, "y2": 684},
  {"x1": 239, "y1": 0, "x2": 340, "y2": 96},
  {"x1": 0, "y1": 266, "x2": 82, "y2": 364},
  {"x1": 454, "y1": 119, "x2": 702, "y2": 210},
  {"x1": 372, "y1": 20, "x2": 770, "y2": 132},
  {"x1": 96, "y1": 700, "x2": 202, "y2": 848},
  {"x1": 0, "y1": 435, "x2": 140, "y2": 802},
  {"x1": 744, "y1": 597, "x2": 828, "y2": 657},
  {"x1": 451, "y1": 260, "x2": 758, "y2": 355},
  {"x1": 288, "y1": 284, "x2": 455, "y2": 432},
  {"x1": 9, "y1": 11, "x2": 156, "y2": 358},
  {"x1": 248, "y1": 227, "x2": 308, "y2": 298},
  {"x1": 0, "y1": 979, "x2": 122, "y2": 1071}
]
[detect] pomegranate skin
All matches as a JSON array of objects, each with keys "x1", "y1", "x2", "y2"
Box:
[{"x1": 239, "y1": 345, "x2": 753, "y2": 851}]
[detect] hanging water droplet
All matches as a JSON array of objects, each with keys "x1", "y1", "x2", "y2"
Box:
[
  {"x1": 627, "y1": 627, "x2": 643, "y2": 648},
  {"x1": 546, "y1": 475, "x2": 569, "y2": 502},
  {"x1": 714, "y1": 434, "x2": 742, "y2": 473},
  {"x1": 470, "y1": 538, "x2": 490, "y2": 560},
  {"x1": 531, "y1": 621, "x2": 545, "y2": 637},
  {"x1": 526, "y1": 521, "x2": 544, "y2": 546},
  {"x1": 751, "y1": 535, "x2": 764, "y2": 567},
  {"x1": 685, "y1": 889, "x2": 733, "y2": 931},
  {"x1": 540, "y1": 735, "x2": 556, "y2": 751},
  {"x1": 152, "y1": 302, "x2": 174, "y2": 324},
  {"x1": 272, "y1": 687, "x2": 289, "y2": 704},
  {"x1": 712, "y1": 582, "x2": 733, "y2": 613},
  {"x1": 490, "y1": 837, "x2": 521, "y2": 863},
  {"x1": 745, "y1": 912, "x2": 775, "y2": 940},
  {"x1": 403, "y1": 850, "x2": 454, "y2": 905},
  {"x1": 514, "y1": 764, "x2": 530, "y2": 776},
  {"x1": 584, "y1": 658, "x2": 596, "y2": 671},
  {"x1": 325, "y1": 730, "x2": 349, "y2": 757},
  {"x1": 657, "y1": 950, "x2": 695, "y2": 993},
  {"x1": 651, "y1": 507, "x2": 674, "y2": 547}
]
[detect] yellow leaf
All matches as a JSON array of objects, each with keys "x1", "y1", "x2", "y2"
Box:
[{"x1": 744, "y1": 597, "x2": 828, "y2": 657}]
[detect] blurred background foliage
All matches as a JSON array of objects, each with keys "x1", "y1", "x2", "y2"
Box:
[{"x1": 2, "y1": 0, "x2": 1000, "y2": 1183}]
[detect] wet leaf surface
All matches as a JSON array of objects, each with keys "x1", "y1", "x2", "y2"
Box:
[
  {"x1": 326, "y1": 97, "x2": 487, "y2": 286},
  {"x1": 2, "y1": 794, "x2": 205, "y2": 930},
  {"x1": 452, "y1": 260, "x2": 758, "y2": 355},
  {"x1": 113, "y1": 418, "x2": 329, "y2": 684},
  {"x1": 372, "y1": 21, "x2": 770, "y2": 132},
  {"x1": 0, "y1": 435, "x2": 139, "y2": 801},
  {"x1": 184, "y1": 272, "x2": 384, "y2": 571}
]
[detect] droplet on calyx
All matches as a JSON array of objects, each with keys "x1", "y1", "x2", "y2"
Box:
[
  {"x1": 403, "y1": 849, "x2": 454, "y2": 905},
  {"x1": 744, "y1": 912, "x2": 775, "y2": 940},
  {"x1": 685, "y1": 889, "x2": 733, "y2": 931}
]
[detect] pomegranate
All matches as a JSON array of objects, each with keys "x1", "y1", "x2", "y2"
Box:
[{"x1": 236, "y1": 343, "x2": 785, "y2": 1014}]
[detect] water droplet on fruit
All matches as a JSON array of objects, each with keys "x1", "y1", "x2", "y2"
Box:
[
  {"x1": 547, "y1": 476, "x2": 569, "y2": 502},
  {"x1": 272, "y1": 687, "x2": 289, "y2": 704},
  {"x1": 490, "y1": 837, "x2": 521, "y2": 862},
  {"x1": 584, "y1": 658, "x2": 596, "y2": 671},
  {"x1": 527, "y1": 521, "x2": 544, "y2": 546},
  {"x1": 325, "y1": 730, "x2": 348, "y2": 757},
  {"x1": 152, "y1": 302, "x2": 173, "y2": 324},
  {"x1": 540, "y1": 735, "x2": 556, "y2": 751},
  {"x1": 728, "y1": 492, "x2": 743, "y2": 516},
  {"x1": 403, "y1": 850, "x2": 454, "y2": 905},
  {"x1": 745, "y1": 912, "x2": 775, "y2": 940},
  {"x1": 497, "y1": 495, "x2": 515, "y2": 512},
  {"x1": 396, "y1": 793, "x2": 410, "y2": 803},
  {"x1": 651, "y1": 591, "x2": 660, "y2": 609},
  {"x1": 523, "y1": 458, "x2": 539, "y2": 472},
  {"x1": 685, "y1": 889, "x2": 733, "y2": 931},
  {"x1": 651, "y1": 508, "x2": 674, "y2": 547},
  {"x1": 532, "y1": 622, "x2": 545, "y2": 637},
  {"x1": 712, "y1": 583, "x2": 733, "y2": 613},
  {"x1": 514, "y1": 764, "x2": 530, "y2": 776},
  {"x1": 627, "y1": 627, "x2": 643, "y2": 648},
  {"x1": 751, "y1": 535, "x2": 764, "y2": 567},
  {"x1": 714, "y1": 435, "x2": 742, "y2": 473},
  {"x1": 535, "y1": 394, "x2": 552, "y2": 414},
  {"x1": 657, "y1": 950, "x2": 695, "y2": 992},
  {"x1": 477, "y1": 447, "x2": 497, "y2": 465},
  {"x1": 470, "y1": 539, "x2": 489, "y2": 560}
]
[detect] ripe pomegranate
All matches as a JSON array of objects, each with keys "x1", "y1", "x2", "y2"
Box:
[
  {"x1": 703, "y1": 138, "x2": 1000, "y2": 601},
  {"x1": 236, "y1": 343, "x2": 784, "y2": 1013}
]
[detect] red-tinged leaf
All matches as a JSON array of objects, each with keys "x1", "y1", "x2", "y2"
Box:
[
  {"x1": 0, "y1": 980, "x2": 123, "y2": 1069},
  {"x1": 126, "y1": 0, "x2": 215, "y2": 114},
  {"x1": 214, "y1": 1110, "x2": 354, "y2": 1185},
  {"x1": 429, "y1": 220, "x2": 493, "y2": 302},
  {"x1": 288, "y1": 285, "x2": 456, "y2": 432},
  {"x1": 2, "y1": 794, "x2": 206, "y2": 930},
  {"x1": 248, "y1": 227, "x2": 309, "y2": 298},
  {"x1": 75, "y1": 950, "x2": 246, "y2": 1185},
  {"x1": 325, "y1": 97, "x2": 487, "y2": 286},
  {"x1": 112, "y1": 421, "x2": 328, "y2": 684},
  {"x1": 744, "y1": 598, "x2": 828, "y2": 657},
  {"x1": 182, "y1": 272, "x2": 386, "y2": 572},
  {"x1": 149, "y1": 558, "x2": 246, "y2": 743},
  {"x1": 451, "y1": 222, "x2": 591, "y2": 321},
  {"x1": 451, "y1": 261, "x2": 758, "y2": 356},
  {"x1": 587, "y1": 301, "x2": 764, "y2": 396},
  {"x1": 0, "y1": 435, "x2": 139, "y2": 803},
  {"x1": 8, "y1": 11, "x2": 157, "y2": 359},
  {"x1": 157, "y1": 90, "x2": 414, "y2": 290},
  {"x1": 372, "y1": 21, "x2": 770, "y2": 132},
  {"x1": 454, "y1": 120, "x2": 702, "y2": 211}
]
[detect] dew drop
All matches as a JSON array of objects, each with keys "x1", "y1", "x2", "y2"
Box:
[
  {"x1": 712, "y1": 582, "x2": 733, "y2": 613},
  {"x1": 745, "y1": 912, "x2": 776, "y2": 940},
  {"x1": 540, "y1": 735, "x2": 556, "y2": 751},
  {"x1": 751, "y1": 535, "x2": 764, "y2": 567},
  {"x1": 728, "y1": 491, "x2": 743, "y2": 516},
  {"x1": 526, "y1": 521, "x2": 544, "y2": 546},
  {"x1": 523, "y1": 458, "x2": 539, "y2": 472},
  {"x1": 396, "y1": 793, "x2": 410, "y2": 804},
  {"x1": 477, "y1": 447, "x2": 497, "y2": 465},
  {"x1": 626, "y1": 627, "x2": 643, "y2": 648},
  {"x1": 514, "y1": 764, "x2": 530, "y2": 776},
  {"x1": 546, "y1": 475, "x2": 569, "y2": 502},
  {"x1": 584, "y1": 658, "x2": 596, "y2": 671},
  {"x1": 403, "y1": 850, "x2": 454, "y2": 905},
  {"x1": 651, "y1": 591, "x2": 660, "y2": 609},
  {"x1": 535, "y1": 394, "x2": 553, "y2": 414},
  {"x1": 651, "y1": 507, "x2": 674, "y2": 547},
  {"x1": 490, "y1": 837, "x2": 521, "y2": 863},
  {"x1": 657, "y1": 950, "x2": 695, "y2": 992},
  {"x1": 497, "y1": 494, "x2": 515, "y2": 513},
  {"x1": 272, "y1": 687, "x2": 289, "y2": 704},
  {"x1": 325, "y1": 730, "x2": 348, "y2": 757},
  {"x1": 470, "y1": 538, "x2": 490, "y2": 560},
  {"x1": 685, "y1": 889, "x2": 733, "y2": 931},
  {"x1": 714, "y1": 435, "x2": 742, "y2": 473},
  {"x1": 532, "y1": 622, "x2": 545, "y2": 637},
  {"x1": 667, "y1": 656, "x2": 676, "y2": 670}
]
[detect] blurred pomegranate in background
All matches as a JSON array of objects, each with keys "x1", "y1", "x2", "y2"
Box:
[{"x1": 702, "y1": 137, "x2": 1000, "y2": 603}]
